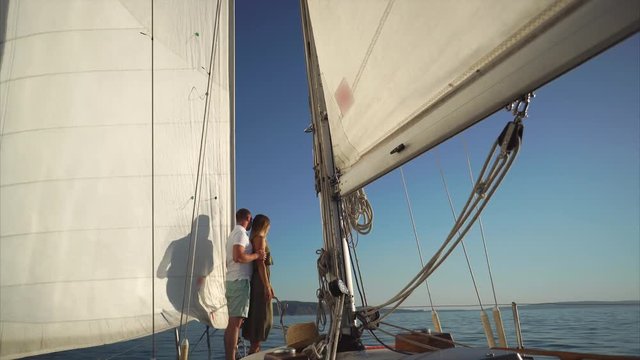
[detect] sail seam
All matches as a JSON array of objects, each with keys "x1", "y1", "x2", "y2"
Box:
[
  {"x1": 1, "y1": 225, "x2": 194, "y2": 239},
  {"x1": 408, "y1": 0, "x2": 579, "y2": 124},
  {"x1": 350, "y1": 0, "x2": 581, "y2": 165},
  {"x1": 1, "y1": 120, "x2": 229, "y2": 137},
  {"x1": 0, "y1": 27, "x2": 146, "y2": 45},
  {"x1": 0, "y1": 67, "x2": 195, "y2": 85},
  {"x1": 351, "y1": 0, "x2": 395, "y2": 93},
  {"x1": 1, "y1": 314, "x2": 175, "y2": 324},
  {"x1": 0, "y1": 173, "x2": 228, "y2": 189},
  {"x1": 1, "y1": 277, "x2": 165, "y2": 288}
]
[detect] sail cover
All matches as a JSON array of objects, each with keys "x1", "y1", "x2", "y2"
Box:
[
  {"x1": 305, "y1": 0, "x2": 640, "y2": 195},
  {"x1": 0, "y1": 0, "x2": 233, "y2": 358}
]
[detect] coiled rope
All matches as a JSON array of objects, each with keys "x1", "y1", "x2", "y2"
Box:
[{"x1": 341, "y1": 188, "x2": 374, "y2": 236}]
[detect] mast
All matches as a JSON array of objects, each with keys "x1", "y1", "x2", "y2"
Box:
[
  {"x1": 300, "y1": 1, "x2": 361, "y2": 358},
  {"x1": 229, "y1": 0, "x2": 236, "y2": 225}
]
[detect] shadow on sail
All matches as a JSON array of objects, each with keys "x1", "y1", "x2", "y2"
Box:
[
  {"x1": 0, "y1": 0, "x2": 7, "y2": 63},
  {"x1": 157, "y1": 214, "x2": 215, "y2": 324}
]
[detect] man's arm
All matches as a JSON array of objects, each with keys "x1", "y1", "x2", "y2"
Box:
[{"x1": 232, "y1": 244, "x2": 264, "y2": 263}]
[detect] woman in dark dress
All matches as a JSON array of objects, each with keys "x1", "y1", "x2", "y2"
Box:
[{"x1": 242, "y1": 214, "x2": 274, "y2": 354}]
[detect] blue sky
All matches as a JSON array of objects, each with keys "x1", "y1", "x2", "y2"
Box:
[{"x1": 234, "y1": 1, "x2": 640, "y2": 307}]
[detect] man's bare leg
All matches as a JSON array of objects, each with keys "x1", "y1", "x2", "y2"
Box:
[{"x1": 224, "y1": 317, "x2": 244, "y2": 360}]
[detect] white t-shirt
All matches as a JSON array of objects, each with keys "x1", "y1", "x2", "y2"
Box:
[{"x1": 226, "y1": 225, "x2": 253, "y2": 280}]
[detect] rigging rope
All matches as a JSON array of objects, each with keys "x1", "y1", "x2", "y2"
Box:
[
  {"x1": 357, "y1": 93, "x2": 531, "y2": 329},
  {"x1": 315, "y1": 249, "x2": 329, "y2": 331}
]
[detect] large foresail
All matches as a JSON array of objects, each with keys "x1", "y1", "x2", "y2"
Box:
[
  {"x1": 305, "y1": 0, "x2": 640, "y2": 195},
  {"x1": 0, "y1": 0, "x2": 233, "y2": 358}
]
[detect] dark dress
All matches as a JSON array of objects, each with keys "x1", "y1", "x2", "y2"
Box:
[{"x1": 242, "y1": 244, "x2": 273, "y2": 342}]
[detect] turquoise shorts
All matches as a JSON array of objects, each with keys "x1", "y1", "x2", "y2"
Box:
[{"x1": 225, "y1": 279, "x2": 250, "y2": 318}]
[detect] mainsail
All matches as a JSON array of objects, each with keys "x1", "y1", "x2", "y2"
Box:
[
  {"x1": 0, "y1": 0, "x2": 234, "y2": 358},
  {"x1": 305, "y1": 0, "x2": 640, "y2": 195},
  {"x1": 303, "y1": 1, "x2": 639, "y2": 359}
]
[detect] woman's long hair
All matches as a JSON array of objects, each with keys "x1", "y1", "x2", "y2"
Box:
[{"x1": 250, "y1": 214, "x2": 270, "y2": 240}]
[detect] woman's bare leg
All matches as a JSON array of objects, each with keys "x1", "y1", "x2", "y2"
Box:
[{"x1": 248, "y1": 341, "x2": 261, "y2": 354}]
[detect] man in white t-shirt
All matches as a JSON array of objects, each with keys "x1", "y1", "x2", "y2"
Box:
[{"x1": 224, "y1": 208, "x2": 265, "y2": 360}]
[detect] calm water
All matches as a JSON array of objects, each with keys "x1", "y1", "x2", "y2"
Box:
[{"x1": 27, "y1": 304, "x2": 640, "y2": 359}]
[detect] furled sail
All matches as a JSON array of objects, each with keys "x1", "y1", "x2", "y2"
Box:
[
  {"x1": 0, "y1": 0, "x2": 234, "y2": 358},
  {"x1": 305, "y1": 0, "x2": 640, "y2": 195}
]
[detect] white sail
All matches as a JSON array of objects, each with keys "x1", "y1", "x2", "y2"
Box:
[
  {"x1": 305, "y1": 0, "x2": 640, "y2": 195},
  {"x1": 0, "y1": 0, "x2": 233, "y2": 358}
]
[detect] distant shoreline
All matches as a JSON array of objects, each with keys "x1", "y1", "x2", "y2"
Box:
[
  {"x1": 526, "y1": 300, "x2": 640, "y2": 305},
  {"x1": 275, "y1": 300, "x2": 639, "y2": 315}
]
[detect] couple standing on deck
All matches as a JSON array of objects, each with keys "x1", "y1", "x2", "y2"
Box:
[{"x1": 224, "y1": 208, "x2": 275, "y2": 360}]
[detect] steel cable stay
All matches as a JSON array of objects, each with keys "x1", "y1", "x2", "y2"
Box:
[
  {"x1": 150, "y1": 0, "x2": 156, "y2": 357},
  {"x1": 341, "y1": 169, "x2": 445, "y2": 354},
  {"x1": 346, "y1": 229, "x2": 403, "y2": 354},
  {"x1": 177, "y1": 0, "x2": 224, "y2": 353},
  {"x1": 462, "y1": 138, "x2": 509, "y2": 347},
  {"x1": 347, "y1": 232, "x2": 368, "y2": 309},
  {"x1": 463, "y1": 140, "x2": 499, "y2": 307},
  {"x1": 340, "y1": 188, "x2": 372, "y2": 310},
  {"x1": 338, "y1": 189, "x2": 408, "y2": 355},
  {"x1": 398, "y1": 167, "x2": 442, "y2": 332},
  {"x1": 340, "y1": 187, "x2": 374, "y2": 313},
  {"x1": 435, "y1": 151, "x2": 495, "y2": 347},
  {"x1": 346, "y1": 232, "x2": 408, "y2": 355}
]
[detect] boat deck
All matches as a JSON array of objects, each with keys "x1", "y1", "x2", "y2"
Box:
[{"x1": 244, "y1": 347, "x2": 524, "y2": 360}]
